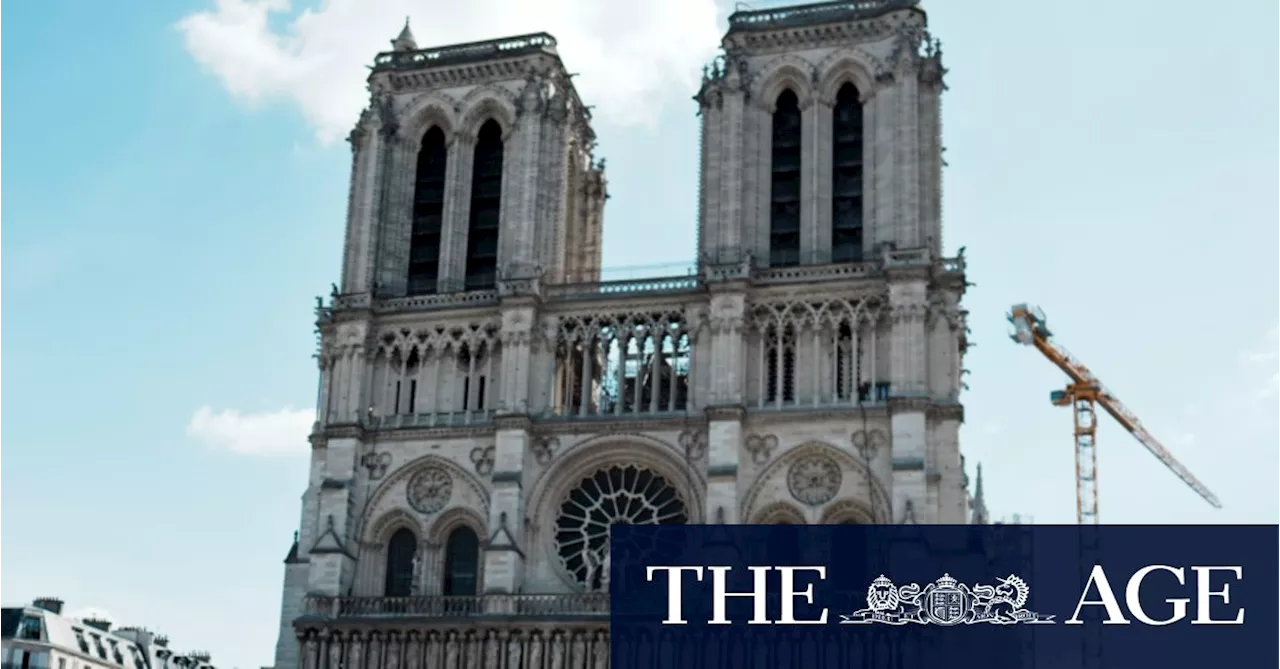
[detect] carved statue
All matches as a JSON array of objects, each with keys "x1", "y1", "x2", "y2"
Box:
[{"x1": 411, "y1": 550, "x2": 424, "y2": 595}]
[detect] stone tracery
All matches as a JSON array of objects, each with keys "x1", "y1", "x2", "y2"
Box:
[
  {"x1": 542, "y1": 309, "x2": 696, "y2": 418},
  {"x1": 554, "y1": 464, "x2": 687, "y2": 588},
  {"x1": 748, "y1": 295, "x2": 891, "y2": 408},
  {"x1": 369, "y1": 322, "x2": 502, "y2": 425}
]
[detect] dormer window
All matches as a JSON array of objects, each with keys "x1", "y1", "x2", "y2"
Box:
[{"x1": 73, "y1": 627, "x2": 91, "y2": 653}]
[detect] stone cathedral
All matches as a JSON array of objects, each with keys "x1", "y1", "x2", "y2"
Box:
[{"x1": 273, "y1": 1, "x2": 982, "y2": 667}]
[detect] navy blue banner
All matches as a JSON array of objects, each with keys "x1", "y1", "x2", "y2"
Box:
[{"x1": 609, "y1": 524, "x2": 1278, "y2": 669}]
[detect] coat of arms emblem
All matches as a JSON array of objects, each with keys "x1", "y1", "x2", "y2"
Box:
[{"x1": 840, "y1": 573, "x2": 1055, "y2": 626}]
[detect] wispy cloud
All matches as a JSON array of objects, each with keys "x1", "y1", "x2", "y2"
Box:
[
  {"x1": 186, "y1": 406, "x2": 313, "y2": 456},
  {"x1": 175, "y1": 0, "x2": 726, "y2": 143}
]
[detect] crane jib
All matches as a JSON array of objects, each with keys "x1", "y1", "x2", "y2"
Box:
[{"x1": 1008, "y1": 303, "x2": 1222, "y2": 519}]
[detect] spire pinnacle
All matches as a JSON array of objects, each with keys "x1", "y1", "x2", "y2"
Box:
[{"x1": 392, "y1": 17, "x2": 417, "y2": 52}]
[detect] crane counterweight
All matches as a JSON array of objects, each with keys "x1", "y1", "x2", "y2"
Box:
[{"x1": 1008, "y1": 303, "x2": 1222, "y2": 524}]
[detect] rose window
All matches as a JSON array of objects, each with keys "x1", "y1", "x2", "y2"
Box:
[
  {"x1": 555, "y1": 464, "x2": 687, "y2": 585},
  {"x1": 787, "y1": 454, "x2": 842, "y2": 506}
]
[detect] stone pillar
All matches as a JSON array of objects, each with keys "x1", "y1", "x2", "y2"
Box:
[
  {"x1": 698, "y1": 87, "x2": 724, "y2": 260},
  {"x1": 718, "y1": 70, "x2": 746, "y2": 260},
  {"x1": 702, "y1": 289, "x2": 747, "y2": 523},
  {"x1": 888, "y1": 272, "x2": 929, "y2": 523},
  {"x1": 376, "y1": 133, "x2": 417, "y2": 297},
  {"x1": 807, "y1": 97, "x2": 834, "y2": 264},
  {"x1": 484, "y1": 423, "x2": 528, "y2": 593},
  {"x1": 931, "y1": 407, "x2": 966, "y2": 523},
  {"x1": 705, "y1": 407, "x2": 745, "y2": 524},
  {"x1": 895, "y1": 69, "x2": 921, "y2": 250},
  {"x1": 341, "y1": 111, "x2": 385, "y2": 295},
  {"x1": 440, "y1": 134, "x2": 476, "y2": 293}
]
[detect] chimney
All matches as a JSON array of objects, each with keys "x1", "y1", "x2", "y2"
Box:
[
  {"x1": 115, "y1": 626, "x2": 155, "y2": 646},
  {"x1": 190, "y1": 652, "x2": 212, "y2": 663},
  {"x1": 32, "y1": 597, "x2": 64, "y2": 614},
  {"x1": 84, "y1": 617, "x2": 113, "y2": 633},
  {"x1": 155, "y1": 635, "x2": 170, "y2": 647}
]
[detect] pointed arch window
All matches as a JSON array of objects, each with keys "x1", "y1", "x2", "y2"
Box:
[
  {"x1": 442, "y1": 526, "x2": 480, "y2": 596},
  {"x1": 384, "y1": 527, "x2": 417, "y2": 597},
  {"x1": 465, "y1": 119, "x2": 504, "y2": 291},
  {"x1": 408, "y1": 126, "x2": 448, "y2": 295},
  {"x1": 770, "y1": 90, "x2": 802, "y2": 267},
  {"x1": 831, "y1": 83, "x2": 864, "y2": 262}
]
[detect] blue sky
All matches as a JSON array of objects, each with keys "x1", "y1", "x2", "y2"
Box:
[{"x1": 3, "y1": 0, "x2": 1276, "y2": 666}]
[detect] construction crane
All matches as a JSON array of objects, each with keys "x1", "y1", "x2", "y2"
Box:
[{"x1": 1008, "y1": 303, "x2": 1222, "y2": 524}]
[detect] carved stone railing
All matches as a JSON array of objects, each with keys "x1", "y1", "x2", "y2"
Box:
[
  {"x1": 301, "y1": 593, "x2": 610, "y2": 619},
  {"x1": 367, "y1": 410, "x2": 494, "y2": 431},
  {"x1": 545, "y1": 275, "x2": 700, "y2": 299},
  {"x1": 315, "y1": 251, "x2": 964, "y2": 319},
  {"x1": 373, "y1": 33, "x2": 558, "y2": 71},
  {"x1": 752, "y1": 260, "x2": 877, "y2": 284},
  {"x1": 728, "y1": 0, "x2": 918, "y2": 31}
]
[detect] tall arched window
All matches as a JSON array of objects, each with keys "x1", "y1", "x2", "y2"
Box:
[
  {"x1": 465, "y1": 119, "x2": 504, "y2": 291},
  {"x1": 408, "y1": 126, "x2": 448, "y2": 295},
  {"x1": 831, "y1": 83, "x2": 864, "y2": 263},
  {"x1": 442, "y1": 526, "x2": 480, "y2": 596},
  {"x1": 770, "y1": 90, "x2": 802, "y2": 267},
  {"x1": 384, "y1": 528, "x2": 417, "y2": 597}
]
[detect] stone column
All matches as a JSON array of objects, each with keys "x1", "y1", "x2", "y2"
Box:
[
  {"x1": 341, "y1": 112, "x2": 384, "y2": 295},
  {"x1": 376, "y1": 133, "x2": 418, "y2": 297},
  {"x1": 440, "y1": 134, "x2": 476, "y2": 293},
  {"x1": 703, "y1": 290, "x2": 748, "y2": 523},
  {"x1": 887, "y1": 272, "x2": 929, "y2": 523},
  {"x1": 799, "y1": 92, "x2": 834, "y2": 265},
  {"x1": 483, "y1": 419, "x2": 528, "y2": 593},
  {"x1": 698, "y1": 88, "x2": 724, "y2": 260}
]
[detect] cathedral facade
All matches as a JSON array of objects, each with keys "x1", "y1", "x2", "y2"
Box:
[{"x1": 273, "y1": 1, "x2": 974, "y2": 667}]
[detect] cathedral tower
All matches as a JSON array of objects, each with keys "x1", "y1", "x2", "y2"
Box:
[{"x1": 274, "y1": 2, "x2": 971, "y2": 667}]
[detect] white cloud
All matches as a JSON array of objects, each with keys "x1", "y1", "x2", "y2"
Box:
[
  {"x1": 176, "y1": 0, "x2": 726, "y2": 143},
  {"x1": 187, "y1": 406, "x2": 314, "y2": 456}
]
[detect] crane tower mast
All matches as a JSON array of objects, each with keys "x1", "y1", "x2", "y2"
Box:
[{"x1": 1008, "y1": 303, "x2": 1222, "y2": 524}]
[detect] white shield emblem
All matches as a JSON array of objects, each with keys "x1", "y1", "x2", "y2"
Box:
[{"x1": 926, "y1": 588, "x2": 967, "y2": 626}]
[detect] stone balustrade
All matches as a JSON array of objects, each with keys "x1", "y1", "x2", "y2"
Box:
[{"x1": 301, "y1": 593, "x2": 610, "y2": 620}]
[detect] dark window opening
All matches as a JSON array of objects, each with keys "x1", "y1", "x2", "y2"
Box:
[
  {"x1": 407, "y1": 379, "x2": 418, "y2": 414},
  {"x1": 836, "y1": 322, "x2": 856, "y2": 400},
  {"x1": 408, "y1": 126, "x2": 448, "y2": 295},
  {"x1": 384, "y1": 527, "x2": 417, "y2": 597},
  {"x1": 770, "y1": 90, "x2": 802, "y2": 267},
  {"x1": 476, "y1": 376, "x2": 486, "y2": 411},
  {"x1": 765, "y1": 325, "x2": 796, "y2": 403},
  {"x1": 442, "y1": 526, "x2": 480, "y2": 596},
  {"x1": 393, "y1": 381, "x2": 402, "y2": 415},
  {"x1": 831, "y1": 83, "x2": 864, "y2": 263},
  {"x1": 465, "y1": 120, "x2": 503, "y2": 291},
  {"x1": 462, "y1": 376, "x2": 471, "y2": 412}
]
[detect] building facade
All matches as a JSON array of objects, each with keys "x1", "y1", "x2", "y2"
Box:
[
  {"x1": 275, "y1": 1, "x2": 975, "y2": 666},
  {"x1": 2, "y1": 598, "x2": 215, "y2": 669}
]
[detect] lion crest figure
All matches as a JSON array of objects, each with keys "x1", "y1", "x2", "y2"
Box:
[{"x1": 866, "y1": 575, "x2": 900, "y2": 612}]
